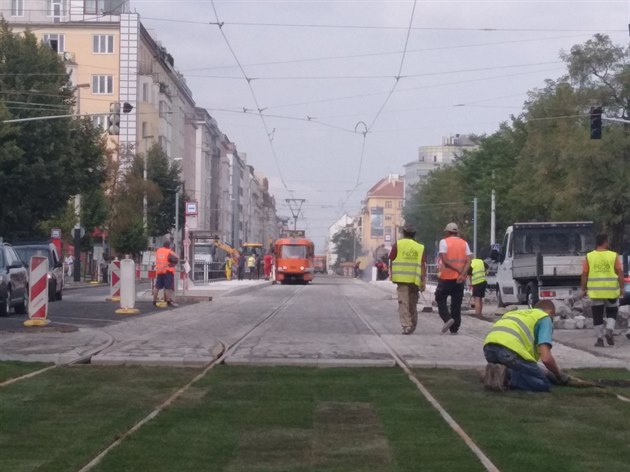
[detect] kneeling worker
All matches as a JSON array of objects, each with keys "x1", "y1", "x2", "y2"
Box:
[{"x1": 482, "y1": 300, "x2": 569, "y2": 392}]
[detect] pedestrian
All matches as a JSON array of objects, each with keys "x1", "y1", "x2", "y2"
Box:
[
  {"x1": 99, "y1": 254, "x2": 109, "y2": 284},
  {"x1": 255, "y1": 254, "x2": 263, "y2": 280},
  {"x1": 435, "y1": 222, "x2": 472, "y2": 335},
  {"x1": 64, "y1": 252, "x2": 74, "y2": 280},
  {"x1": 152, "y1": 241, "x2": 179, "y2": 307},
  {"x1": 581, "y1": 233, "x2": 624, "y2": 347},
  {"x1": 389, "y1": 224, "x2": 426, "y2": 335},
  {"x1": 468, "y1": 257, "x2": 489, "y2": 318},
  {"x1": 482, "y1": 300, "x2": 570, "y2": 392},
  {"x1": 237, "y1": 254, "x2": 246, "y2": 280},
  {"x1": 224, "y1": 255, "x2": 233, "y2": 281},
  {"x1": 247, "y1": 254, "x2": 256, "y2": 280},
  {"x1": 263, "y1": 252, "x2": 273, "y2": 280}
]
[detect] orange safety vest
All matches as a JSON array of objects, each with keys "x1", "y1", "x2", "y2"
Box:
[
  {"x1": 439, "y1": 236, "x2": 468, "y2": 280},
  {"x1": 156, "y1": 247, "x2": 176, "y2": 274}
]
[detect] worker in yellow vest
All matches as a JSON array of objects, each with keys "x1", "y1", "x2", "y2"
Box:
[
  {"x1": 468, "y1": 258, "x2": 488, "y2": 318},
  {"x1": 581, "y1": 233, "x2": 624, "y2": 347},
  {"x1": 483, "y1": 300, "x2": 570, "y2": 392},
  {"x1": 389, "y1": 224, "x2": 426, "y2": 335}
]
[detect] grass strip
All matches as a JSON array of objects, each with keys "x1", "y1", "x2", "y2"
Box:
[
  {"x1": 0, "y1": 365, "x2": 198, "y2": 472},
  {"x1": 414, "y1": 368, "x2": 630, "y2": 472},
  {"x1": 91, "y1": 366, "x2": 486, "y2": 472},
  {"x1": 0, "y1": 361, "x2": 52, "y2": 384}
]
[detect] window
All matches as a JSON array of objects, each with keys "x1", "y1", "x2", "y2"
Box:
[
  {"x1": 141, "y1": 122, "x2": 148, "y2": 138},
  {"x1": 11, "y1": 0, "x2": 24, "y2": 16},
  {"x1": 92, "y1": 115, "x2": 107, "y2": 130},
  {"x1": 93, "y1": 35, "x2": 114, "y2": 54},
  {"x1": 385, "y1": 201, "x2": 392, "y2": 209},
  {"x1": 48, "y1": 0, "x2": 68, "y2": 17},
  {"x1": 398, "y1": 201, "x2": 403, "y2": 209},
  {"x1": 92, "y1": 75, "x2": 113, "y2": 94},
  {"x1": 384, "y1": 226, "x2": 392, "y2": 235},
  {"x1": 85, "y1": 0, "x2": 120, "y2": 14},
  {"x1": 385, "y1": 215, "x2": 392, "y2": 221},
  {"x1": 43, "y1": 34, "x2": 65, "y2": 53},
  {"x1": 433, "y1": 155, "x2": 437, "y2": 163},
  {"x1": 142, "y1": 83, "x2": 149, "y2": 102}
]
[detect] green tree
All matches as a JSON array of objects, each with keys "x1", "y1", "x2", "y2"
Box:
[
  {"x1": 145, "y1": 144, "x2": 183, "y2": 237},
  {"x1": 331, "y1": 226, "x2": 361, "y2": 266},
  {"x1": 0, "y1": 21, "x2": 107, "y2": 240}
]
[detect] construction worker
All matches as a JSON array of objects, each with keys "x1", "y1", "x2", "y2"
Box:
[
  {"x1": 483, "y1": 300, "x2": 570, "y2": 392},
  {"x1": 581, "y1": 233, "x2": 624, "y2": 347},
  {"x1": 435, "y1": 222, "x2": 472, "y2": 334},
  {"x1": 468, "y1": 257, "x2": 489, "y2": 318},
  {"x1": 247, "y1": 254, "x2": 256, "y2": 280},
  {"x1": 389, "y1": 224, "x2": 426, "y2": 335},
  {"x1": 153, "y1": 240, "x2": 178, "y2": 307},
  {"x1": 224, "y1": 255, "x2": 233, "y2": 281}
]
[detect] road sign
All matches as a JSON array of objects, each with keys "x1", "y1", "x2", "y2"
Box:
[
  {"x1": 185, "y1": 201, "x2": 198, "y2": 216},
  {"x1": 25, "y1": 256, "x2": 49, "y2": 327}
]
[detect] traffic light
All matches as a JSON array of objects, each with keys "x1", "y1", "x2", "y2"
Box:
[
  {"x1": 108, "y1": 102, "x2": 120, "y2": 135},
  {"x1": 590, "y1": 106, "x2": 602, "y2": 139}
]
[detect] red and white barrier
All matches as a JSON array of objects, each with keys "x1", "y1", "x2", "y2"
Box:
[
  {"x1": 25, "y1": 256, "x2": 49, "y2": 326},
  {"x1": 110, "y1": 259, "x2": 121, "y2": 301}
]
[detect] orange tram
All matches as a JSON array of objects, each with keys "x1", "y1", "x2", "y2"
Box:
[{"x1": 273, "y1": 238, "x2": 315, "y2": 284}]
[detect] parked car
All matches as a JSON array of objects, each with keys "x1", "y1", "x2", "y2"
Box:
[
  {"x1": 0, "y1": 243, "x2": 29, "y2": 316},
  {"x1": 13, "y1": 243, "x2": 64, "y2": 302}
]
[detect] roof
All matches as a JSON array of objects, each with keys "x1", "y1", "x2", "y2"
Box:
[{"x1": 366, "y1": 175, "x2": 404, "y2": 198}]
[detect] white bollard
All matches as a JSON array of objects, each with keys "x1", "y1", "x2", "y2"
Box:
[
  {"x1": 116, "y1": 257, "x2": 139, "y2": 315},
  {"x1": 24, "y1": 256, "x2": 50, "y2": 327}
]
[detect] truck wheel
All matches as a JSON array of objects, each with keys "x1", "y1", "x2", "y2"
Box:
[
  {"x1": 496, "y1": 285, "x2": 505, "y2": 307},
  {"x1": 526, "y1": 282, "x2": 539, "y2": 307},
  {"x1": 48, "y1": 280, "x2": 56, "y2": 302}
]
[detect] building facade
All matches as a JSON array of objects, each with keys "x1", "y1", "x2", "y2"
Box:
[{"x1": 403, "y1": 134, "x2": 478, "y2": 203}]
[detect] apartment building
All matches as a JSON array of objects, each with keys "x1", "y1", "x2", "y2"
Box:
[
  {"x1": 403, "y1": 134, "x2": 478, "y2": 203},
  {"x1": 360, "y1": 174, "x2": 404, "y2": 258}
]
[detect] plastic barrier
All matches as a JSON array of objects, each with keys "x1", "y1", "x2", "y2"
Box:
[
  {"x1": 115, "y1": 258, "x2": 139, "y2": 315},
  {"x1": 110, "y1": 259, "x2": 121, "y2": 301},
  {"x1": 24, "y1": 256, "x2": 49, "y2": 327}
]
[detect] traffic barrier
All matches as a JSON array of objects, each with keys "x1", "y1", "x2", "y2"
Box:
[
  {"x1": 110, "y1": 259, "x2": 121, "y2": 301},
  {"x1": 24, "y1": 256, "x2": 50, "y2": 327},
  {"x1": 116, "y1": 258, "x2": 139, "y2": 315}
]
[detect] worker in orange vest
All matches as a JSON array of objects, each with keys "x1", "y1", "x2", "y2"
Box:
[
  {"x1": 153, "y1": 240, "x2": 179, "y2": 307},
  {"x1": 435, "y1": 222, "x2": 472, "y2": 335}
]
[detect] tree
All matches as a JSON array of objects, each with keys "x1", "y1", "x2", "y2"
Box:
[
  {"x1": 330, "y1": 226, "x2": 361, "y2": 266},
  {"x1": 0, "y1": 21, "x2": 108, "y2": 240},
  {"x1": 145, "y1": 144, "x2": 183, "y2": 237}
]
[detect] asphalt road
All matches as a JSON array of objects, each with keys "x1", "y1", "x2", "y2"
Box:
[{"x1": 0, "y1": 283, "x2": 194, "y2": 331}]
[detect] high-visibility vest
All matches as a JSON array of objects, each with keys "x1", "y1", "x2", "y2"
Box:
[
  {"x1": 586, "y1": 250, "x2": 619, "y2": 299},
  {"x1": 484, "y1": 308, "x2": 549, "y2": 362},
  {"x1": 247, "y1": 256, "x2": 255, "y2": 268},
  {"x1": 438, "y1": 236, "x2": 468, "y2": 280},
  {"x1": 470, "y1": 258, "x2": 486, "y2": 285},
  {"x1": 155, "y1": 247, "x2": 175, "y2": 274},
  {"x1": 391, "y1": 238, "x2": 424, "y2": 286}
]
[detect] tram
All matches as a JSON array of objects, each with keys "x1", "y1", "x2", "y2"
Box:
[{"x1": 273, "y1": 237, "x2": 315, "y2": 284}]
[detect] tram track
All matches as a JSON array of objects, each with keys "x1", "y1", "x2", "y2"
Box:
[{"x1": 343, "y1": 294, "x2": 502, "y2": 472}]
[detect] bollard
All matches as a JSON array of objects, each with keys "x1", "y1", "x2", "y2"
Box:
[
  {"x1": 110, "y1": 258, "x2": 121, "y2": 301},
  {"x1": 115, "y1": 257, "x2": 139, "y2": 315},
  {"x1": 24, "y1": 256, "x2": 50, "y2": 327}
]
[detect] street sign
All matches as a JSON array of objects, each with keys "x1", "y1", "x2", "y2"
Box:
[
  {"x1": 51, "y1": 228, "x2": 61, "y2": 239},
  {"x1": 185, "y1": 201, "x2": 198, "y2": 216}
]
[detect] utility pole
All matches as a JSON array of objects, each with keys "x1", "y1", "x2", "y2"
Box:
[
  {"x1": 285, "y1": 198, "x2": 306, "y2": 231},
  {"x1": 473, "y1": 197, "x2": 478, "y2": 257}
]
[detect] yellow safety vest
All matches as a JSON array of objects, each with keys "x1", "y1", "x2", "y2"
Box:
[
  {"x1": 586, "y1": 250, "x2": 619, "y2": 299},
  {"x1": 484, "y1": 308, "x2": 549, "y2": 362},
  {"x1": 470, "y1": 258, "x2": 486, "y2": 285},
  {"x1": 391, "y1": 238, "x2": 424, "y2": 286}
]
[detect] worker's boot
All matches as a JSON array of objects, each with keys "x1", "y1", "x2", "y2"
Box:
[
  {"x1": 594, "y1": 338, "x2": 605, "y2": 348},
  {"x1": 483, "y1": 363, "x2": 507, "y2": 392},
  {"x1": 594, "y1": 325, "x2": 605, "y2": 347},
  {"x1": 605, "y1": 318, "x2": 615, "y2": 346}
]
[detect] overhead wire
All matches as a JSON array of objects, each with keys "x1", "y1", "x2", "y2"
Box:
[{"x1": 209, "y1": 0, "x2": 292, "y2": 194}]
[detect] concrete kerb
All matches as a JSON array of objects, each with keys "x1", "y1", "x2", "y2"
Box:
[{"x1": 225, "y1": 357, "x2": 396, "y2": 368}]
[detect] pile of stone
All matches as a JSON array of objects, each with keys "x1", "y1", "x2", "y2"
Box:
[{"x1": 552, "y1": 297, "x2": 630, "y2": 331}]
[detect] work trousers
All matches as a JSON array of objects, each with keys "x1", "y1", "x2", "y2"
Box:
[
  {"x1": 435, "y1": 279, "x2": 464, "y2": 333},
  {"x1": 397, "y1": 283, "x2": 419, "y2": 331},
  {"x1": 591, "y1": 298, "x2": 618, "y2": 326},
  {"x1": 483, "y1": 344, "x2": 551, "y2": 392}
]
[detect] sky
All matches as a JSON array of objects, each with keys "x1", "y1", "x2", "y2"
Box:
[{"x1": 132, "y1": 0, "x2": 628, "y2": 251}]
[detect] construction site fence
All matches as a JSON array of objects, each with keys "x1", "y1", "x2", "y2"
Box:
[{"x1": 192, "y1": 261, "x2": 226, "y2": 283}]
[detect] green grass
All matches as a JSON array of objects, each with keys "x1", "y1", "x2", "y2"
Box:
[
  {"x1": 93, "y1": 366, "x2": 485, "y2": 472},
  {"x1": 0, "y1": 365, "x2": 198, "y2": 472},
  {"x1": 0, "y1": 361, "x2": 51, "y2": 383},
  {"x1": 414, "y1": 368, "x2": 630, "y2": 472},
  {"x1": 2, "y1": 364, "x2": 629, "y2": 472}
]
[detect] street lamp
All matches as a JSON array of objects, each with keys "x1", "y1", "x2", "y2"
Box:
[{"x1": 173, "y1": 157, "x2": 183, "y2": 255}]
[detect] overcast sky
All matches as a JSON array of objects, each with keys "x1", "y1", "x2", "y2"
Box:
[{"x1": 133, "y1": 0, "x2": 628, "y2": 250}]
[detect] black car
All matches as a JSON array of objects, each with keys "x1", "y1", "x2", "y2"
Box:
[
  {"x1": 0, "y1": 243, "x2": 29, "y2": 316},
  {"x1": 13, "y1": 243, "x2": 64, "y2": 302}
]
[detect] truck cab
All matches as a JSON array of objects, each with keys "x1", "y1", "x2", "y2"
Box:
[{"x1": 495, "y1": 221, "x2": 594, "y2": 306}]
